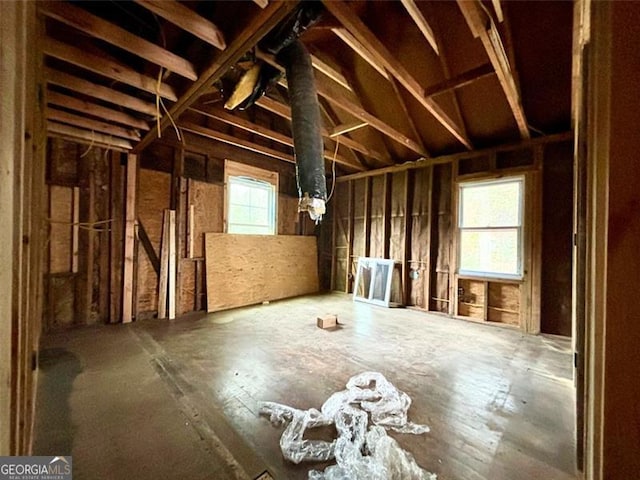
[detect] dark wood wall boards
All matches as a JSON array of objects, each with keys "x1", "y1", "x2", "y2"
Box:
[{"x1": 331, "y1": 136, "x2": 574, "y2": 335}]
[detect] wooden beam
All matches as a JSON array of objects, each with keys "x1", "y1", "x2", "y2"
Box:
[
  {"x1": 134, "y1": 0, "x2": 226, "y2": 50},
  {"x1": 255, "y1": 96, "x2": 389, "y2": 164},
  {"x1": 180, "y1": 121, "x2": 294, "y2": 163},
  {"x1": 122, "y1": 154, "x2": 137, "y2": 323},
  {"x1": 332, "y1": 28, "x2": 390, "y2": 80},
  {"x1": 137, "y1": 219, "x2": 160, "y2": 275},
  {"x1": 47, "y1": 90, "x2": 149, "y2": 131},
  {"x1": 329, "y1": 121, "x2": 368, "y2": 138},
  {"x1": 324, "y1": 1, "x2": 472, "y2": 149},
  {"x1": 424, "y1": 63, "x2": 495, "y2": 97},
  {"x1": 315, "y1": 74, "x2": 429, "y2": 156},
  {"x1": 456, "y1": 0, "x2": 530, "y2": 138},
  {"x1": 133, "y1": 1, "x2": 297, "y2": 153},
  {"x1": 157, "y1": 210, "x2": 169, "y2": 319},
  {"x1": 168, "y1": 209, "x2": 176, "y2": 320},
  {"x1": 47, "y1": 121, "x2": 133, "y2": 150},
  {"x1": 46, "y1": 108, "x2": 140, "y2": 140},
  {"x1": 402, "y1": 170, "x2": 413, "y2": 306},
  {"x1": 400, "y1": 0, "x2": 439, "y2": 54},
  {"x1": 345, "y1": 181, "x2": 355, "y2": 293},
  {"x1": 388, "y1": 75, "x2": 427, "y2": 153},
  {"x1": 190, "y1": 106, "x2": 364, "y2": 170},
  {"x1": 492, "y1": 0, "x2": 505, "y2": 22},
  {"x1": 309, "y1": 50, "x2": 352, "y2": 91},
  {"x1": 382, "y1": 173, "x2": 392, "y2": 259},
  {"x1": 336, "y1": 131, "x2": 573, "y2": 182},
  {"x1": 45, "y1": 68, "x2": 157, "y2": 117},
  {"x1": 253, "y1": 0, "x2": 269, "y2": 9},
  {"x1": 43, "y1": 38, "x2": 177, "y2": 101},
  {"x1": 364, "y1": 176, "x2": 372, "y2": 257},
  {"x1": 39, "y1": 1, "x2": 197, "y2": 80}
]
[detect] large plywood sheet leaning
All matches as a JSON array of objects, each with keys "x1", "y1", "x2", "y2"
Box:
[{"x1": 204, "y1": 233, "x2": 319, "y2": 312}]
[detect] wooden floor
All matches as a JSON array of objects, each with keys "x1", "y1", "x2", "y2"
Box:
[{"x1": 34, "y1": 293, "x2": 576, "y2": 480}]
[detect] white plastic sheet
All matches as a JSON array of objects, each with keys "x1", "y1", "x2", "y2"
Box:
[{"x1": 259, "y1": 371, "x2": 436, "y2": 479}]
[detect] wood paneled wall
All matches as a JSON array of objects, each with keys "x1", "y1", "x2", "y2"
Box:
[{"x1": 332, "y1": 136, "x2": 573, "y2": 334}]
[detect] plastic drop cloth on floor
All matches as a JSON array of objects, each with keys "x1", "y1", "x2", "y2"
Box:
[{"x1": 259, "y1": 371, "x2": 437, "y2": 480}]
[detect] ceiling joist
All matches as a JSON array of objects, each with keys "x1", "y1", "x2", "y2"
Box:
[
  {"x1": 46, "y1": 108, "x2": 141, "y2": 140},
  {"x1": 39, "y1": 1, "x2": 197, "y2": 81},
  {"x1": 47, "y1": 90, "x2": 150, "y2": 131},
  {"x1": 45, "y1": 68, "x2": 158, "y2": 117},
  {"x1": 424, "y1": 63, "x2": 495, "y2": 97},
  {"x1": 133, "y1": 1, "x2": 298, "y2": 153},
  {"x1": 457, "y1": 0, "x2": 530, "y2": 138},
  {"x1": 329, "y1": 121, "x2": 368, "y2": 138},
  {"x1": 43, "y1": 38, "x2": 177, "y2": 101},
  {"x1": 324, "y1": 1, "x2": 472, "y2": 149},
  {"x1": 134, "y1": 0, "x2": 226, "y2": 50},
  {"x1": 47, "y1": 121, "x2": 133, "y2": 150}
]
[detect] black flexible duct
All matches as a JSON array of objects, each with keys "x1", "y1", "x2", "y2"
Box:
[{"x1": 277, "y1": 39, "x2": 327, "y2": 220}]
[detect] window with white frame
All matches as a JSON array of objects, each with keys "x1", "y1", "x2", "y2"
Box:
[
  {"x1": 227, "y1": 176, "x2": 276, "y2": 235},
  {"x1": 458, "y1": 176, "x2": 524, "y2": 279}
]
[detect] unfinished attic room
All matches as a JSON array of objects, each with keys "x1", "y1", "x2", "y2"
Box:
[{"x1": 3, "y1": 0, "x2": 640, "y2": 479}]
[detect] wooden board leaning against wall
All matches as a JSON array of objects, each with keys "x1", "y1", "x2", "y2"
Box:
[{"x1": 332, "y1": 133, "x2": 574, "y2": 335}]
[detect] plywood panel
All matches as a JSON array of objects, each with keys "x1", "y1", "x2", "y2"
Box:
[
  {"x1": 187, "y1": 179, "x2": 223, "y2": 258},
  {"x1": 49, "y1": 185, "x2": 73, "y2": 274},
  {"x1": 178, "y1": 259, "x2": 196, "y2": 315},
  {"x1": 205, "y1": 234, "x2": 319, "y2": 312},
  {"x1": 137, "y1": 169, "x2": 171, "y2": 313},
  {"x1": 488, "y1": 283, "x2": 521, "y2": 326},
  {"x1": 458, "y1": 279, "x2": 485, "y2": 319}
]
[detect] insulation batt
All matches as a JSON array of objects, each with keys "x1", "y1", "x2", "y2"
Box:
[{"x1": 259, "y1": 372, "x2": 437, "y2": 479}]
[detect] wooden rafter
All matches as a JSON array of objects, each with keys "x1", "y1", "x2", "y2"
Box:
[
  {"x1": 47, "y1": 121, "x2": 133, "y2": 150},
  {"x1": 457, "y1": 0, "x2": 530, "y2": 138},
  {"x1": 180, "y1": 122, "x2": 294, "y2": 164},
  {"x1": 46, "y1": 108, "x2": 141, "y2": 140},
  {"x1": 255, "y1": 96, "x2": 391, "y2": 164},
  {"x1": 133, "y1": 1, "x2": 298, "y2": 153},
  {"x1": 318, "y1": 99, "x2": 371, "y2": 168},
  {"x1": 39, "y1": 1, "x2": 197, "y2": 80},
  {"x1": 424, "y1": 63, "x2": 495, "y2": 97},
  {"x1": 324, "y1": 1, "x2": 472, "y2": 149},
  {"x1": 190, "y1": 106, "x2": 364, "y2": 170},
  {"x1": 253, "y1": 0, "x2": 269, "y2": 9},
  {"x1": 309, "y1": 50, "x2": 352, "y2": 92},
  {"x1": 45, "y1": 68, "x2": 157, "y2": 117},
  {"x1": 387, "y1": 75, "x2": 427, "y2": 154},
  {"x1": 492, "y1": 0, "x2": 505, "y2": 22},
  {"x1": 329, "y1": 121, "x2": 368, "y2": 138},
  {"x1": 400, "y1": 0, "x2": 439, "y2": 54},
  {"x1": 47, "y1": 90, "x2": 150, "y2": 131},
  {"x1": 134, "y1": 0, "x2": 226, "y2": 50},
  {"x1": 332, "y1": 28, "x2": 390, "y2": 80},
  {"x1": 43, "y1": 38, "x2": 177, "y2": 101}
]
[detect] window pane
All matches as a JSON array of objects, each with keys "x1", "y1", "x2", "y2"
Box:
[
  {"x1": 459, "y1": 229, "x2": 520, "y2": 276},
  {"x1": 250, "y1": 206, "x2": 269, "y2": 226},
  {"x1": 250, "y1": 186, "x2": 270, "y2": 206},
  {"x1": 460, "y1": 180, "x2": 522, "y2": 228},
  {"x1": 229, "y1": 183, "x2": 251, "y2": 206},
  {"x1": 227, "y1": 175, "x2": 276, "y2": 235}
]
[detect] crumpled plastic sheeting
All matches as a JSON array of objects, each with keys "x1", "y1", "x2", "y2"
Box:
[{"x1": 259, "y1": 372, "x2": 436, "y2": 479}]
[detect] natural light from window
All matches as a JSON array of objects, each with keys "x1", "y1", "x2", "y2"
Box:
[
  {"x1": 459, "y1": 177, "x2": 523, "y2": 278},
  {"x1": 227, "y1": 176, "x2": 276, "y2": 235}
]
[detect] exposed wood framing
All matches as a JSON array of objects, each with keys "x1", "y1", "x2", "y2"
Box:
[
  {"x1": 122, "y1": 154, "x2": 137, "y2": 323},
  {"x1": 137, "y1": 219, "x2": 160, "y2": 275},
  {"x1": 43, "y1": 38, "x2": 177, "y2": 101},
  {"x1": 47, "y1": 91, "x2": 149, "y2": 131},
  {"x1": 134, "y1": 0, "x2": 226, "y2": 50},
  {"x1": 456, "y1": 0, "x2": 530, "y2": 138},
  {"x1": 364, "y1": 177, "x2": 372, "y2": 257},
  {"x1": 325, "y1": 1, "x2": 472, "y2": 149},
  {"x1": 39, "y1": 1, "x2": 197, "y2": 80},
  {"x1": 329, "y1": 121, "x2": 368, "y2": 138},
  {"x1": 388, "y1": 76, "x2": 427, "y2": 154},
  {"x1": 424, "y1": 166, "x2": 434, "y2": 310},
  {"x1": 382, "y1": 173, "x2": 392, "y2": 258},
  {"x1": 345, "y1": 181, "x2": 355, "y2": 293},
  {"x1": 180, "y1": 121, "x2": 294, "y2": 164},
  {"x1": 400, "y1": 0, "x2": 439, "y2": 54},
  {"x1": 47, "y1": 122, "x2": 133, "y2": 150},
  {"x1": 309, "y1": 50, "x2": 353, "y2": 91},
  {"x1": 253, "y1": 0, "x2": 269, "y2": 9},
  {"x1": 71, "y1": 187, "x2": 80, "y2": 273},
  {"x1": 134, "y1": 1, "x2": 297, "y2": 152},
  {"x1": 492, "y1": 0, "x2": 505, "y2": 22},
  {"x1": 45, "y1": 68, "x2": 158, "y2": 117},
  {"x1": 190, "y1": 106, "x2": 363, "y2": 170},
  {"x1": 424, "y1": 63, "x2": 495, "y2": 97},
  {"x1": 402, "y1": 170, "x2": 413, "y2": 305},
  {"x1": 336, "y1": 131, "x2": 572, "y2": 182},
  {"x1": 46, "y1": 108, "x2": 140, "y2": 141},
  {"x1": 332, "y1": 28, "x2": 390, "y2": 80},
  {"x1": 157, "y1": 210, "x2": 169, "y2": 319},
  {"x1": 168, "y1": 209, "x2": 176, "y2": 320}
]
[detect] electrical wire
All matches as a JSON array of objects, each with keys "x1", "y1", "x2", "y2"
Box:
[{"x1": 326, "y1": 136, "x2": 339, "y2": 203}]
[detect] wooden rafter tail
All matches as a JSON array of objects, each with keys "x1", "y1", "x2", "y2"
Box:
[
  {"x1": 400, "y1": 0, "x2": 439, "y2": 54},
  {"x1": 324, "y1": 1, "x2": 472, "y2": 150},
  {"x1": 134, "y1": 0, "x2": 226, "y2": 50},
  {"x1": 133, "y1": 1, "x2": 298, "y2": 153},
  {"x1": 46, "y1": 108, "x2": 141, "y2": 141},
  {"x1": 39, "y1": 1, "x2": 197, "y2": 80},
  {"x1": 43, "y1": 38, "x2": 177, "y2": 101},
  {"x1": 47, "y1": 121, "x2": 133, "y2": 150},
  {"x1": 47, "y1": 91, "x2": 150, "y2": 131},
  {"x1": 45, "y1": 68, "x2": 158, "y2": 117},
  {"x1": 456, "y1": 0, "x2": 529, "y2": 139}
]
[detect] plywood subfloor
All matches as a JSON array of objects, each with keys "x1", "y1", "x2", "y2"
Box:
[{"x1": 34, "y1": 293, "x2": 575, "y2": 480}]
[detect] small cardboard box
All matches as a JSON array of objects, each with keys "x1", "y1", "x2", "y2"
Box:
[{"x1": 317, "y1": 314, "x2": 338, "y2": 329}]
